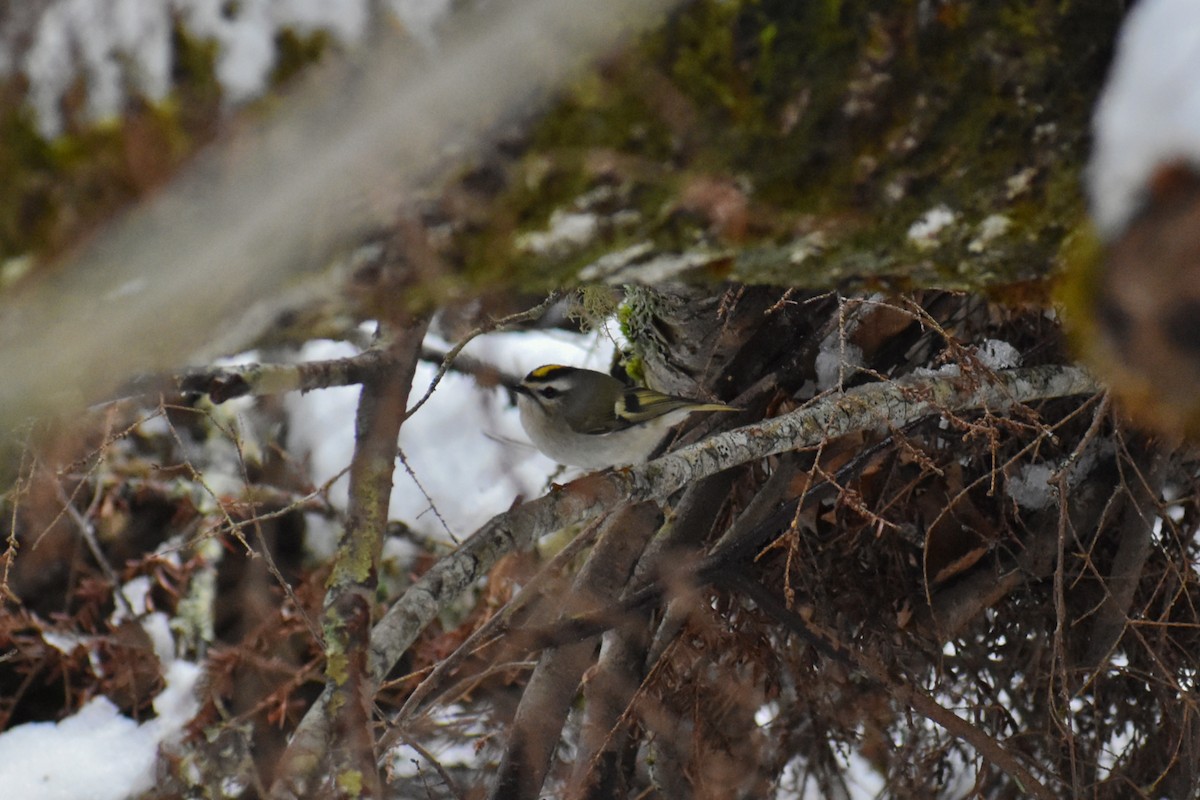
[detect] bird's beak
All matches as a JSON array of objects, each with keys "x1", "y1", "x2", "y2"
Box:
[{"x1": 512, "y1": 383, "x2": 532, "y2": 397}]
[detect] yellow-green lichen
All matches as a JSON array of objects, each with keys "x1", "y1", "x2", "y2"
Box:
[
  {"x1": 324, "y1": 634, "x2": 351, "y2": 686},
  {"x1": 335, "y1": 769, "x2": 365, "y2": 796}
]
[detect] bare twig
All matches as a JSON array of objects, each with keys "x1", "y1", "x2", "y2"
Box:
[
  {"x1": 277, "y1": 364, "x2": 1099, "y2": 780},
  {"x1": 390, "y1": 732, "x2": 467, "y2": 800},
  {"x1": 54, "y1": 481, "x2": 135, "y2": 619},
  {"x1": 727, "y1": 570, "x2": 1059, "y2": 800},
  {"x1": 1083, "y1": 435, "x2": 1170, "y2": 668},
  {"x1": 171, "y1": 344, "x2": 407, "y2": 404},
  {"x1": 380, "y1": 514, "x2": 608, "y2": 739},
  {"x1": 405, "y1": 293, "x2": 563, "y2": 421},
  {"x1": 159, "y1": 404, "x2": 326, "y2": 646}
]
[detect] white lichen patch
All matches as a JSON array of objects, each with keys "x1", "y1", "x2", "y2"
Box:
[
  {"x1": 1005, "y1": 167, "x2": 1038, "y2": 200},
  {"x1": 516, "y1": 210, "x2": 601, "y2": 257},
  {"x1": 787, "y1": 231, "x2": 829, "y2": 265},
  {"x1": 967, "y1": 214, "x2": 1012, "y2": 253},
  {"x1": 906, "y1": 205, "x2": 958, "y2": 251},
  {"x1": 579, "y1": 245, "x2": 725, "y2": 285}
]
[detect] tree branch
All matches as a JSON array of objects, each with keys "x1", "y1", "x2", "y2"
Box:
[
  {"x1": 727, "y1": 571, "x2": 1059, "y2": 800},
  {"x1": 271, "y1": 317, "x2": 428, "y2": 799},
  {"x1": 277, "y1": 363, "x2": 1099, "y2": 785},
  {"x1": 489, "y1": 502, "x2": 660, "y2": 800}
]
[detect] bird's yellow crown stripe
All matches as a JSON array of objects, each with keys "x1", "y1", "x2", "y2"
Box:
[{"x1": 529, "y1": 364, "x2": 570, "y2": 378}]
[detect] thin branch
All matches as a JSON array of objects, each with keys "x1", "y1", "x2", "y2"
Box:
[
  {"x1": 1083, "y1": 437, "x2": 1170, "y2": 668},
  {"x1": 54, "y1": 482, "x2": 135, "y2": 619},
  {"x1": 159, "y1": 404, "x2": 326, "y2": 646},
  {"x1": 404, "y1": 292, "x2": 562, "y2": 421},
  {"x1": 727, "y1": 570, "x2": 1059, "y2": 800},
  {"x1": 488, "y1": 502, "x2": 660, "y2": 800},
  {"x1": 389, "y1": 732, "x2": 467, "y2": 800},
  {"x1": 381, "y1": 516, "x2": 607, "y2": 734},
  {"x1": 170, "y1": 345, "x2": 403, "y2": 404},
  {"x1": 419, "y1": 345, "x2": 521, "y2": 389},
  {"x1": 277, "y1": 364, "x2": 1099, "y2": 779},
  {"x1": 144, "y1": 294, "x2": 553, "y2": 413},
  {"x1": 396, "y1": 447, "x2": 456, "y2": 543}
]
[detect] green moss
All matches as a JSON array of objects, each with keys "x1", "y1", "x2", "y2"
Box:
[
  {"x1": 0, "y1": 0, "x2": 1125, "y2": 302},
  {"x1": 453, "y1": 0, "x2": 1122, "y2": 297},
  {"x1": 0, "y1": 112, "x2": 57, "y2": 256}
]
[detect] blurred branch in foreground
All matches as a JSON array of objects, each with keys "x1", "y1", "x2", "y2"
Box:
[{"x1": 0, "y1": 0, "x2": 678, "y2": 426}]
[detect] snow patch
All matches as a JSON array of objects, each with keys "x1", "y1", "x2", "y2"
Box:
[
  {"x1": 284, "y1": 328, "x2": 616, "y2": 544},
  {"x1": 8, "y1": 0, "x2": 374, "y2": 138},
  {"x1": 974, "y1": 339, "x2": 1020, "y2": 370},
  {"x1": 906, "y1": 205, "x2": 957, "y2": 251},
  {"x1": 0, "y1": 643, "x2": 200, "y2": 800},
  {"x1": 815, "y1": 334, "x2": 863, "y2": 391},
  {"x1": 1006, "y1": 462, "x2": 1057, "y2": 510},
  {"x1": 1007, "y1": 440, "x2": 1111, "y2": 510},
  {"x1": 1089, "y1": 0, "x2": 1200, "y2": 234}
]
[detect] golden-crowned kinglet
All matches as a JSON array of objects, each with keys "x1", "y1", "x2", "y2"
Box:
[{"x1": 513, "y1": 364, "x2": 736, "y2": 469}]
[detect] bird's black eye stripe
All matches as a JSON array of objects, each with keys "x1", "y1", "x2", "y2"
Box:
[{"x1": 539, "y1": 387, "x2": 560, "y2": 399}]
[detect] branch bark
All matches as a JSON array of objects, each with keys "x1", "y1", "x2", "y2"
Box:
[
  {"x1": 276, "y1": 363, "x2": 1099, "y2": 788},
  {"x1": 1083, "y1": 438, "x2": 1169, "y2": 668},
  {"x1": 271, "y1": 318, "x2": 428, "y2": 799},
  {"x1": 489, "y1": 502, "x2": 660, "y2": 800}
]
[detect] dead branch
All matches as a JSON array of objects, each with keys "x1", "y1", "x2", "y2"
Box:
[
  {"x1": 1083, "y1": 437, "x2": 1171, "y2": 668},
  {"x1": 489, "y1": 502, "x2": 660, "y2": 800},
  {"x1": 272, "y1": 363, "x2": 1097, "y2": 786},
  {"x1": 728, "y1": 571, "x2": 1059, "y2": 800}
]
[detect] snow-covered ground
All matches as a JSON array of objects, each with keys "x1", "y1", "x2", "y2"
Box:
[{"x1": 0, "y1": 577, "x2": 201, "y2": 800}]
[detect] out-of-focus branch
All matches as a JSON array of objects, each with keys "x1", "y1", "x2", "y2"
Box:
[
  {"x1": 127, "y1": 295, "x2": 546, "y2": 406},
  {"x1": 152, "y1": 338, "x2": 517, "y2": 405},
  {"x1": 0, "y1": 0, "x2": 681, "y2": 426},
  {"x1": 489, "y1": 502, "x2": 660, "y2": 800},
  {"x1": 405, "y1": 293, "x2": 562, "y2": 419},
  {"x1": 275, "y1": 364, "x2": 1098, "y2": 780},
  {"x1": 171, "y1": 348, "x2": 400, "y2": 404},
  {"x1": 568, "y1": 469, "x2": 744, "y2": 796}
]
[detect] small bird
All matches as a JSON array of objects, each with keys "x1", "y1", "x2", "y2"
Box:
[{"x1": 513, "y1": 364, "x2": 737, "y2": 469}]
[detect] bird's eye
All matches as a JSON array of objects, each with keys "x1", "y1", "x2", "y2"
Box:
[{"x1": 539, "y1": 387, "x2": 560, "y2": 399}]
